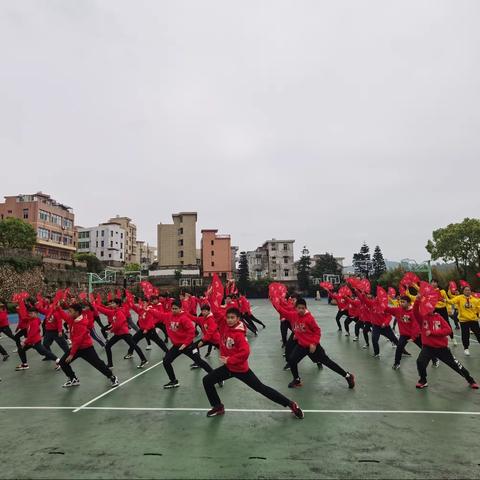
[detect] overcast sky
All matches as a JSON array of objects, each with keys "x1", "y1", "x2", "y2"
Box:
[{"x1": 1, "y1": 1, "x2": 479, "y2": 263}]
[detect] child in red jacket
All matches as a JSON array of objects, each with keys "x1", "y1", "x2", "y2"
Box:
[
  {"x1": 413, "y1": 297, "x2": 478, "y2": 390},
  {"x1": 275, "y1": 298, "x2": 355, "y2": 389},
  {"x1": 15, "y1": 306, "x2": 59, "y2": 371},
  {"x1": 202, "y1": 306, "x2": 304, "y2": 419}
]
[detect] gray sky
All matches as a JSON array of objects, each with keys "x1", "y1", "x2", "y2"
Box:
[{"x1": 1, "y1": 0, "x2": 479, "y2": 263}]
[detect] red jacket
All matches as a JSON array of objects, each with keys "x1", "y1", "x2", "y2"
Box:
[
  {"x1": 0, "y1": 310, "x2": 9, "y2": 328},
  {"x1": 69, "y1": 314, "x2": 94, "y2": 356},
  {"x1": 16, "y1": 300, "x2": 29, "y2": 330},
  {"x1": 24, "y1": 316, "x2": 42, "y2": 345},
  {"x1": 276, "y1": 306, "x2": 321, "y2": 347},
  {"x1": 43, "y1": 307, "x2": 65, "y2": 334},
  {"x1": 238, "y1": 296, "x2": 252, "y2": 315},
  {"x1": 153, "y1": 310, "x2": 195, "y2": 346},
  {"x1": 211, "y1": 305, "x2": 249, "y2": 372},
  {"x1": 386, "y1": 306, "x2": 420, "y2": 339},
  {"x1": 331, "y1": 293, "x2": 350, "y2": 312},
  {"x1": 413, "y1": 302, "x2": 451, "y2": 348},
  {"x1": 191, "y1": 313, "x2": 220, "y2": 345},
  {"x1": 131, "y1": 303, "x2": 157, "y2": 331},
  {"x1": 96, "y1": 304, "x2": 130, "y2": 336}
]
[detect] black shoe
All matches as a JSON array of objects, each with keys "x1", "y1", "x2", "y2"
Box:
[
  {"x1": 163, "y1": 380, "x2": 179, "y2": 389},
  {"x1": 416, "y1": 379, "x2": 428, "y2": 389},
  {"x1": 110, "y1": 376, "x2": 119, "y2": 388},
  {"x1": 190, "y1": 363, "x2": 200, "y2": 370},
  {"x1": 137, "y1": 360, "x2": 149, "y2": 369},
  {"x1": 317, "y1": 363, "x2": 323, "y2": 370},
  {"x1": 218, "y1": 381, "x2": 224, "y2": 388},
  {"x1": 346, "y1": 373, "x2": 355, "y2": 389},
  {"x1": 283, "y1": 363, "x2": 291, "y2": 371},
  {"x1": 288, "y1": 378, "x2": 303, "y2": 389},
  {"x1": 402, "y1": 351, "x2": 411, "y2": 357},
  {"x1": 2, "y1": 354, "x2": 9, "y2": 362}
]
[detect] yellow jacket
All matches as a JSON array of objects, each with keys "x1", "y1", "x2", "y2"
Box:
[{"x1": 448, "y1": 295, "x2": 480, "y2": 322}]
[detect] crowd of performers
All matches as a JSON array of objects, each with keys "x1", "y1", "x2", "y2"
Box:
[{"x1": 0, "y1": 273, "x2": 479, "y2": 419}]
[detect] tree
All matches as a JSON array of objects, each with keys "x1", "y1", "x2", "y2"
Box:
[
  {"x1": 426, "y1": 218, "x2": 480, "y2": 277},
  {"x1": 311, "y1": 253, "x2": 342, "y2": 280},
  {"x1": 73, "y1": 253, "x2": 103, "y2": 273},
  {"x1": 372, "y1": 245, "x2": 387, "y2": 279},
  {"x1": 0, "y1": 218, "x2": 37, "y2": 250},
  {"x1": 125, "y1": 263, "x2": 141, "y2": 272},
  {"x1": 174, "y1": 268, "x2": 183, "y2": 283},
  {"x1": 352, "y1": 242, "x2": 373, "y2": 278},
  {"x1": 296, "y1": 246, "x2": 311, "y2": 293},
  {"x1": 237, "y1": 251, "x2": 250, "y2": 293}
]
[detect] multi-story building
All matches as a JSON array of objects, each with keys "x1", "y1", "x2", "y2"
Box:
[
  {"x1": 231, "y1": 246, "x2": 239, "y2": 276},
  {"x1": 246, "y1": 239, "x2": 296, "y2": 282},
  {"x1": 201, "y1": 229, "x2": 233, "y2": 279},
  {"x1": 136, "y1": 241, "x2": 157, "y2": 270},
  {"x1": 76, "y1": 223, "x2": 126, "y2": 267},
  {"x1": 0, "y1": 192, "x2": 75, "y2": 261},
  {"x1": 108, "y1": 216, "x2": 137, "y2": 264},
  {"x1": 157, "y1": 212, "x2": 197, "y2": 268}
]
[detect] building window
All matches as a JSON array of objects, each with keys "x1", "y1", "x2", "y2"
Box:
[
  {"x1": 110, "y1": 241, "x2": 113, "y2": 247},
  {"x1": 178, "y1": 239, "x2": 183, "y2": 246},
  {"x1": 101, "y1": 241, "x2": 104, "y2": 247},
  {"x1": 110, "y1": 231, "x2": 113, "y2": 237},
  {"x1": 101, "y1": 230, "x2": 105, "y2": 237},
  {"x1": 271, "y1": 244, "x2": 277, "y2": 251},
  {"x1": 63, "y1": 218, "x2": 73, "y2": 229},
  {"x1": 283, "y1": 256, "x2": 289, "y2": 264},
  {"x1": 100, "y1": 251, "x2": 104, "y2": 257},
  {"x1": 211, "y1": 240, "x2": 214, "y2": 246},
  {"x1": 284, "y1": 269, "x2": 290, "y2": 277},
  {"x1": 272, "y1": 269, "x2": 277, "y2": 274},
  {"x1": 120, "y1": 253, "x2": 123, "y2": 259},
  {"x1": 50, "y1": 231, "x2": 62, "y2": 243},
  {"x1": 63, "y1": 235, "x2": 73, "y2": 245},
  {"x1": 96, "y1": 231, "x2": 98, "y2": 237},
  {"x1": 78, "y1": 241, "x2": 90, "y2": 249},
  {"x1": 283, "y1": 243, "x2": 289, "y2": 251},
  {"x1": 23, "y1": 209, "x2": 29, "y2": 219},
  {"x1": 39, "y1": 210, "x2": 49, "y2": 222},
  {"x1": 78, "y1": 231, "x2": 90, "y2": 239},
  {"x1": 38, "y1": 227, "x2": 49, "y2": 240},
  {"x1": 211, "y1": 261, "x2": 215, "y2": 267},
  {"x1": 211, "y1": 251, "x2": 215, "y2": 256},
  {"x1": 109, "y1": 254, "x2": 112, "y2": 258},
  {"x1": 178, "y1": 228, "x2": 183, "y2": 235},
  {"x1": 272, "y1": 256, "x2": 276, "y2": 261},
  {"x1": 51, "y1": 214, "x2": 62, "y2": 226},
  {"x1": 178, "y1": 250, "x2": 184, "y2": 258},
  {"x1": 120, "y1": 243, "x2": 123, "y2": 249},
  {"x1": 120, "y1": 233, "x2": 123, "y2": 239}
]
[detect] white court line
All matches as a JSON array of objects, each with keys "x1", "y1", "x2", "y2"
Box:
[
  {"x1": 1, "y1": 406, "x2": 480, "y2": 416},
  {"x1": 72, "y1": 360, "x2": 164, "y2": 413}
]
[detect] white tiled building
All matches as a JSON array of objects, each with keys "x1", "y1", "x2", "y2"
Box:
[{"x1": 77, "y1": 223, "x2": 126, "y2": 266}]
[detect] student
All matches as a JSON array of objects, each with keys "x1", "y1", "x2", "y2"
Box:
[
  {"x1": 431, "y1": 280, "x2": 456, "y2": 344},
  {"x1": 202, "y1": 307, "x2": 304, "y2": 419},
  {"x1": 386, "y1": 296, "x2": 438, "y2": 370},
  {"x1": 13, "y1": 299, "x2": 30, "y2": 351},
  {"x1": 81, "y1": 303, "x2": 106, "y2": 348},
  {"x1": 274, "y1": 298, "x2": 355, "y2": 389},
  {"x1": 153, "y1": 301, "x2": 214, "y2": 389},
  {"x1": 447, "y1": 287, "x2": 480, "y2": 356},
  {"x1": 413, "y1": 296, "x2": 478, "y2": 389},
  {"x1": 239, "y1": 295, "x2": 266, "y2": 329},
  {"x1": 330, "y1": 291, "x2": 349, "y2": 332},
  {"x1": 188, "y1": 304, "x2": 220, "y2": 369},
  {"x1": 38, "y1": 304, "x2": 70, "y2": 356},
  {"x1": 95, "y1": 299, "x2": 148, "y2": 369},
  {"x1": 15, "y1": 306, "x2": 60, "y2": 371},
  {"x1": 126, "y1": 300, "x2": 168, "y2": 357},
  {"x1": 58, "y1": 303, "x2": 119, "y2": 388},
  {"x1": 0, "y1": 303, "x2": 16, "y2": 356}
]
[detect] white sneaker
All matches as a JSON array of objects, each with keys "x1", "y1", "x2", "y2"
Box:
[
  {"x1": 452, "y1": 338, "x2": 458, "y2": 346},
  {"x1": 352, "y1": 337, "x2": 359, "y2": 342},
  {"x1": 362, "y1": 344, "x2": 369, "y2": 349},
  {"x1": 145, "y1": 345, "x2": 152, "y2": 350},
  {"x1": 62, "y1": 378, "x2": 80, "y2": 388},
  {"x1": 465, "y1": 349, "x2": 471, "y2": 356},
  {"x1": 345, "y1": 333, "x2": 350, "y2": 337}
]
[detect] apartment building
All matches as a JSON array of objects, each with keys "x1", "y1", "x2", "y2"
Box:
[
  {"x1": 201, "y1": 229, "x2": 233, "y2": 279},
  {"x1": 136, "y1": 241, "x2": 157, "y2": 270},
  {"x1": 247, "y1": 239, "x2": 296, "y2": 281},
  {"x1": 157, "y1": 212, "x2": 197, "y2": 268},
  {"x1": 76, "y1": 223, "x2": 126, "y2": 266},
  {"x1": 108, "y1": 216, "x2": 137, "y2": 264},
  {"x1": 0, "y1": 192, "x2": 75, "y2": 261}
]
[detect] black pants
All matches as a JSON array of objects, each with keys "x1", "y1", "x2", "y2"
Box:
[
  {"x1": 0, "y1": 343, "x2": 7, "y2": 356},
  {"x1": 0, "y1": 325, "x2": 16, "y2": 343},
  {"x1": 417, "y1": 346, "x2": 474, "y2": 384},
  {"x1": 127, "y1": 316, "x2": 139, "y2": 332},
  {"x1": 60, "y1": 346, "x2": 113, "y2": 381},
  {"x1": 372, "y1": 325, "x2": 398, "y2": 355},
  {"x1": 280, "y1": 320, "x2": 291, "y2": 345},
  {"x1": 18, "y1": 342, "x2": 58, "y2": 364},
  {"x1": 43, "y1": 330, "x2": 70, "y2": 355},
  {"x1": 244, "y1": 313, "x2": 265, "y2": 328},
  {"x1": 335, "y1": 310, "x2": 348, "y2": 330},
  {"x1": 285, "y1": 334, "x2": 321, "y2": 366},
  {"x1": 460, "y1": 321, "x2": 480, "y2": 349},
  {"x1": 395, "y1": 335, "x2": 422, "y2": 365},
  {"x1": 288, "y1": 344, "x2": 347, "y2": 380},
  {"x1": 435, "y1": 308, "x2": 454, "y2": 339},
  {"x1": 155, "y1": 322, "x2": 170, "y2": 342},
  {"x1": 128, "y1": 329, "x2": 168, "y2": 354},
  {"x1": 344, "y1": 317, "x2": 356, "y2": 334},
  {"x1": 203, "y1": 365, "x2": 291, "y2": 408},
  {"x1": 242, "y1": 316, "x2": 258, "y2": 335},
  {"x1": 163, "y1": 344, "x2": 213, "y2": 381},
  {"x1": 14, "y1": 328, "x2": 27, "y2": 349},
  {"x1": 354, "y1": 320, "x2": 370, "y2": 345},
  {"x1": 451, "y1": 310, "x2": 459, "y2": 328},
  {"x1": 105, "y1": 334, "x2": 146, "y2": 366}
]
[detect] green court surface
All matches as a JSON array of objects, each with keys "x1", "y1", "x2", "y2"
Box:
[{"x1": 1, "y1": 300, "x2": 480, "y2": 479}]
